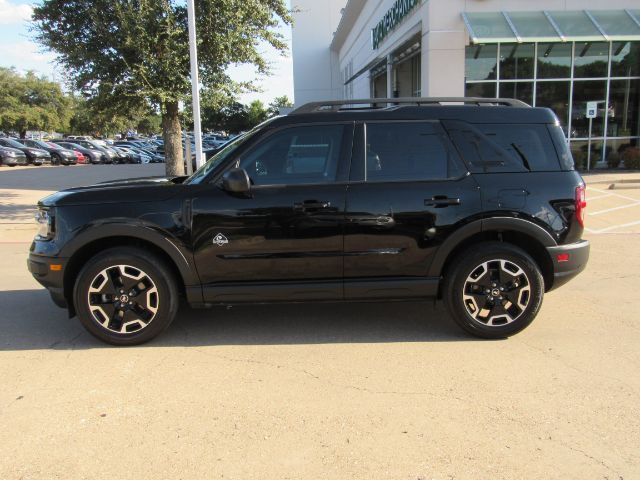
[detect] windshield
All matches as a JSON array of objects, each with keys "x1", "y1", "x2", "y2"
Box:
[{"x1": 186, "y1": 117, "x2": 277, "y2": 184}]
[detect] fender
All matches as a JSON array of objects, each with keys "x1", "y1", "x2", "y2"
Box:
[
  {"x1": 60, "y1": 222, "x2": 200, "y2": 286},
  {"x1": 427, "y1": 216, "x2": 557, "y2": 277}
]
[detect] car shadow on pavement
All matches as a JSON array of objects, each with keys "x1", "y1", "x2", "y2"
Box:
[{"x1": 0, "y1": 289, "x2": 471, "y2": 351}]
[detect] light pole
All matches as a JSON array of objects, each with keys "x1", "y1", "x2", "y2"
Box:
[{"x1": 186, "y1": 0, "x2": 204, "y2": 169}]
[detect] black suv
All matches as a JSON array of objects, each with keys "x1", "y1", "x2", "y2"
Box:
[{"x1": 28, "y1": 98, "x2": 589, "y2": 345}]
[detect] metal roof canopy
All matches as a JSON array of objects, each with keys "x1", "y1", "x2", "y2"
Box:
[{"x1": 462, "y1": 9, "x2": 640, "y2": 44}]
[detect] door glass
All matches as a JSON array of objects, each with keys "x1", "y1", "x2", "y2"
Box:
[
  {"x1": 364, "y1": 122, "x2": 461, "y2": 181},
  {"x1": 240, "y1": 125, "x2": 344, "y2": 185}
]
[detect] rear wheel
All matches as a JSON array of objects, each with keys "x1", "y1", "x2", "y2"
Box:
[
  {"x1": 443, "y1": 242, "x2": 544, "y2": 339},
  {"x1": 74, "y1": 247, "x2": 179, "y2": 345}
]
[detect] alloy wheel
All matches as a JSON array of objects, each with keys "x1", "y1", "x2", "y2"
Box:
[
  {"x1": 87, "y1": 264, "x2": 159, "y2": 334},
  {"x1": 462, "y1": 259, "x2": 531, "y2": 327}
]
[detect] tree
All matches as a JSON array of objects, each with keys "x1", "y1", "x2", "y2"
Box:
[
  {"x1": 268, "y1": 95, "x2": 293, "y2": 116},
  {"x1": 246, "y1": 100, "x2": 269, "y2": 127},
  {"x1": 68, "y1": 95, "x2": 149, "y2": 137},
  {"x1": 32, "y1": 0, "x2": 291, "y2": 175},
  {"x1": 0, "y1": 67, "x2": 71, "y2": 138}
]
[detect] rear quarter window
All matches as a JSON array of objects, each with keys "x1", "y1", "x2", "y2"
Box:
[{"x1": 475, "y1": 123, "x2": 562, "y2": 171}]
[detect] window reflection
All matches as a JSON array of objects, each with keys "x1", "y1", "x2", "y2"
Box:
[
  {"x1": 573, "y1": 42, "x2": 609, "y2": 78},
  {"x1": 499, "y1": 43, "x2": 534, "y2": 79},
  {"x1": 465, "y1": 44, "x2": 497, "y2": 81},
  {"x1": 572, "y1": 81, "x2": 607, "y2": 137},
  {"x1": 611, "y1": 42, "x2": 640, "y2": 77},
  {"x1": 499, "y1": 81, "x2": 533, "y2": 105},
  {"x1": 536, "y1": 81, "x2": 570, "y2": 130},
  {"x1": 537, "y1": 42, "x2": 572, "y2": 79},
  {"x1": 465, "y1": 82, "x2": 497, "y2": 98},
  {"x1": 608, "y1": 79, "x2": 640, "y2": 138}
]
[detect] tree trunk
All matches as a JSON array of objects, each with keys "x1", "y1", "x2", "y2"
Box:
[
  {"x1": 20, "y1": 130, "x2": 26, "y2": 139},
  {"x1": 162, "y1": 101, "x2": 185, "y2": 177}
]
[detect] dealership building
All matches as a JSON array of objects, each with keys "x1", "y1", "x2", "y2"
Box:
[{"x1": 291, "y1": 0, "x2": 640, "y2": 165}]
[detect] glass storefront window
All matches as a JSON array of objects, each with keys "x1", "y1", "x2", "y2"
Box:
[
  {"x1": 499, "y1": 43, "x2": 534, "y2": 80},
  {"x1": 611, "y1": 42, "x2": 640, "y2": 78},
  {"x1": 570, "y1": 140, "x2": 605, "y2": 170},
  {"x1": 499, "y1": 81, "x2": 533, "y2": 105},
  {"x1": 574, "y1": 42, "x2": 609, "y2": 78},
  {"x1": 537, "y1": 42, "x2": 572, "y2": 79},
  {"x1": 465, "y1": 82, "x2": 497, "y2": 98},
  {"x1": 465, "y1": 44, "x2": 497, "y2": 81},
  {"x1": 535, "y1": 81, "x2": 570, "y2": 130},
  {"x1": 571, "y1": 80, "x2": 607, "y2": 137},
  {"x1": 608, "y1": 79, "x2": 640, "y2": 138}
]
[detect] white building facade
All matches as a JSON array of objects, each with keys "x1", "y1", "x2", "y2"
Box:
[{"x1": 292, "y1": 0, "x2": 640, "y2": 165}]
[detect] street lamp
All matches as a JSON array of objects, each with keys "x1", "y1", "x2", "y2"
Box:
[{"x1": 186, "y1": 0, "x2": 204, "y2": 169}]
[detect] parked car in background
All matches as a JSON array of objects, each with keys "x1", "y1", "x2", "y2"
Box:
[
  {"x1": 0, "y1": 145, "x2": 28, "y2": 166},
  {"x1": 112, "y1": 146, "x2": 142, "y2": 164},
  {"x1": 48, "y1": 142, "x2": 86, "y2": 164},
  {"x1": 69, "y1": 139, "x2": 116, "y2": 164},
  {"x1": 21, "y1": 140, "x2": 77, "y2": 165},
  {"x1": 0, "y1": 138, "x2": 49, "y2": 165},
  {"x1": 66, "y1": 135, "x2": 93, "y2": 141},
  {"x1": 51, "y1": 141, "x2": 105, "y2": 164}
]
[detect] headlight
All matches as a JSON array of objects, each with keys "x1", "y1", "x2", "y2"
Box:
[
  {"x1": 62, "y1": 151, "x2": 74, "y2": 157},
  {"x1": 35, "y1": 208, "x2": 55, "y2": 240},
  {"x1": 6, "y1": 151, "x2": 16, "y2": 157}
]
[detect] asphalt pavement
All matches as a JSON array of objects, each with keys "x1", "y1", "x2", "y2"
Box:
[{"x1": 0, "y1": 165, "x2": 639, "y2": 479}]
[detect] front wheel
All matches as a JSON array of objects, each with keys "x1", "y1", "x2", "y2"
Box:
[
  {"x1": 74, "y1": 247, "x2": 179, "y2": 345},
  {"x1": 443, "y1": 242, "x2": 544, "y2": 339}
]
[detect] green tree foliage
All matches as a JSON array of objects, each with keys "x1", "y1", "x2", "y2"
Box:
[
  {"x1": 247, "y1": 100, "x2": 269, "y2": 127},
  {"x1": 0, "y1": 67, "x2": 72, "y2": 137},
  {"x1": 32, "y1": 0, "x2": 291, "y2": 175},
  {"x1": 267, "y1": 95, "x2": 293, "y2": 116},
  {"x1": 68, "y1": 95, "x2": 151, "y2": 137}
]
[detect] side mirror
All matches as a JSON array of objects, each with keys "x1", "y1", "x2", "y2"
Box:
[{"x1": 222, "y1": 167, "x2": 251, "y2": 195}]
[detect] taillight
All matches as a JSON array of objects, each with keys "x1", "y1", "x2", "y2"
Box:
[{"x1": 575, "y1": 185, "x2": 587, "y2": 227}]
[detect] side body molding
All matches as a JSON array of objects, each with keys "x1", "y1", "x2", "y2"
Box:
[{"x1": 427, "y1": 217, "x2": 557, "y2": 277}]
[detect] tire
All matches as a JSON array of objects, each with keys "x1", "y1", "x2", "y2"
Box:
[
  {"x1": 52, "y1": 153, "x2": 61, "y2": 165},
  {"x1": 73, "y1": 247, "x2": 179, "y2": 345},
  {"x1": 443, "y1": 241, "x2": 544, "y2": 339}
]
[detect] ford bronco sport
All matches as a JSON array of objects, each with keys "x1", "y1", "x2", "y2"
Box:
[{"x1": 28, "y1": 97, "x2": 589, "y2": 345}]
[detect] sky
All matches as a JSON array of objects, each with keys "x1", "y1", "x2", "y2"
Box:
[{"x1": 0, "y1": 0, "x2": 294, "y2": 105}]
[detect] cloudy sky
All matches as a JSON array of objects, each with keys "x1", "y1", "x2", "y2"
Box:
[{"x1": 0, "y1": 0, "x2": 294, "y2": 104}]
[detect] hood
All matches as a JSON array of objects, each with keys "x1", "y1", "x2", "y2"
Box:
[
  {"x1": 0, "y1": 146, "x2": 26, "y2": 155},
  {"x1": 39, "y1": 176, "x2": 188, "y2": 207}
]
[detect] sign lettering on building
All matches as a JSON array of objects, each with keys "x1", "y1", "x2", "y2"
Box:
[{"x1": 371, "y1": 0, "x2": 420, "y2": 50}]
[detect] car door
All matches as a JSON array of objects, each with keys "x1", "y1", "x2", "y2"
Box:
[
  {"x1": 191, "y1": 123, "x2": 353, "y2": 303},
  {"x1": 343, "y1": 121, "x2": 482, "y2": 299}
]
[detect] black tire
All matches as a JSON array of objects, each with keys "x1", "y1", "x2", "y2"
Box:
[
  {"x1": 73, "y1": 247, "x2": 179, "y2": 345},
  {"x1": 443, "y1": 241, "x2": 544, "y2": 339},
  {"x1": 51, "y1": 153, "x2": 61, "y2": 165}
]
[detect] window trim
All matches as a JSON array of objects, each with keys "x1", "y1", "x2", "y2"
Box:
[{"x1": 351, "y1": 119, "x2": 469, "y2": 184}]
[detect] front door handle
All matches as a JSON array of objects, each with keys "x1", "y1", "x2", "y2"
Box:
[
  {"x1": 424, "y1": 196, "x2": 461, "y2": 207},
  {"x1": 293, "y1": 200, "x2": 331, "y2": 211}
]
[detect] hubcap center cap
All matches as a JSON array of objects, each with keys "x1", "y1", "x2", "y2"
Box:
[
  {"x1": 119, "y1": 294, "x2": 129, "y2": 303},
  {"x1": 491, "y1": 288, "x2": 500, "y2": 297}
]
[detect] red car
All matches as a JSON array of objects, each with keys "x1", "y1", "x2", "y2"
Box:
[{"x1": 47, "y1": 142, "x2": 86, "y2": 164}]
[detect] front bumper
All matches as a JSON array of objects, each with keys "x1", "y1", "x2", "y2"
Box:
[
  {"x1": 28, "y1": 253, "x2": 68, "y2": 308},
  {"x1": 546, "y1": 239, "x2": 590, "y2": 291}
]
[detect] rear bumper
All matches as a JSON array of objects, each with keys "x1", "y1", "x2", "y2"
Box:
[{"x1": 546, "y1": 240, "x2": 590, "y2": 291}]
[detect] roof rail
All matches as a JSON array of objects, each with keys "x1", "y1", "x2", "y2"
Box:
[{"x1": 290, "y1": 97, "x2": 530, "y2": 115}]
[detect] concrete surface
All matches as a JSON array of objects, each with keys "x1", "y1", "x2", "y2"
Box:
[{"x1": 0, "y1": 165, "x2": 639, "y2": 479}]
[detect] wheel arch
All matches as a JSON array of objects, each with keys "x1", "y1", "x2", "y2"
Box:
[
  {"x1": 62, "y1": 226, "x2": 200, "y2": 316},
  {"x1": 431, "y1": 217, "x2": 557, "y2": 294}
]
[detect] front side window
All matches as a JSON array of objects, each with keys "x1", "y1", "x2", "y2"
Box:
[
  {"x1": 363, "y1": 122, "x2": 461, "y2": 182},
  {"x1": 239, "y1": 125, "x2": 345, "y2": 186}
]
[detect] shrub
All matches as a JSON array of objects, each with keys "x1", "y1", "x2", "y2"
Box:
[
  {"x1": 622, "y1": 147, "x2": 640, "y2": 170},
  {"x1": 606, "y1": 151, "x2": 621, "y2": 169}
]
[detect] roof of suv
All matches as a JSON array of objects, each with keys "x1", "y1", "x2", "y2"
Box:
[{"x1": 278, "y1": 97, "x2": 558, "y2": 126}]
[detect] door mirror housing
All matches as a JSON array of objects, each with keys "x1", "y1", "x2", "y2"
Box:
[{"x1": 222, "y1": 168, "x2": 251, "y2": 195}]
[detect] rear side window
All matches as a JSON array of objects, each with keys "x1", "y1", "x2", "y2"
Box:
[
  {"x1": 443, "y1": 121, "x2": 560, "y2": 172},
  {"x1": 476, "y1": 124, "x2": 561, "y2": 171},
  {"x1": 363, "y1": 122, "x2": 462, "y2": 182},
  {"x1": 547, "y1": 124, "x2": 574, "y2": 170}
]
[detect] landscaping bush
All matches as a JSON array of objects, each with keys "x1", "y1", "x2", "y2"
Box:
[
  {"x1": 622, "y1": 147, "x2": 640, "y2": 170},
  {"x1": 606, "y1": 151, "x2": 621, "y2": 169}
]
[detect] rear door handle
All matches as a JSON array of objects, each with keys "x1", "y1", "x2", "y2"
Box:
[
  {"x1": 293, "y1": 200, "x2": 331, "y2": 211},
  {"x1": 424, "y1": 196, "x2": 461, "y2": 207}
]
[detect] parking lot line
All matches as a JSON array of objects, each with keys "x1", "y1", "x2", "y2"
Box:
[
  {"x1": 589, "y1": 201, "x2": 640, "y2": 216},
  {"x1": 586, "y1": 219, "x2": 640, "y2": 234},
  {"x1": 588, "y1": 187, "x2": 640, "y2": 203}
]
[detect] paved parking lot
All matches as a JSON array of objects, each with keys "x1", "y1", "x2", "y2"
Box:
[{"x1": 0, "y1": 165, "x2": 639, "y2": 479}]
